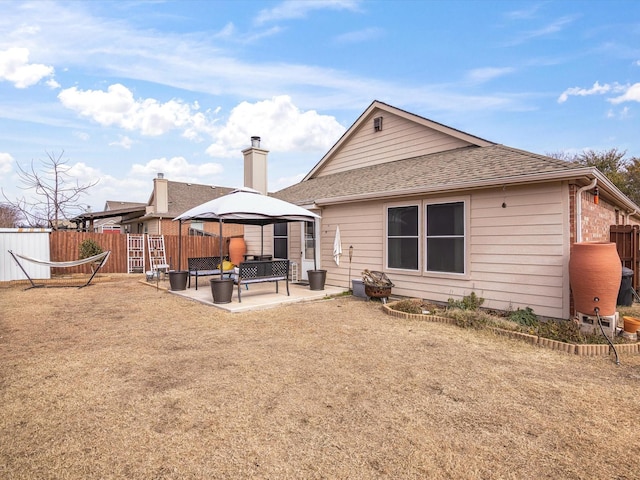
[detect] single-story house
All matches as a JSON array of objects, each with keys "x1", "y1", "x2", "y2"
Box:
[{"x1": 268, "y1": 100, "x2": 640, "y2": 319}]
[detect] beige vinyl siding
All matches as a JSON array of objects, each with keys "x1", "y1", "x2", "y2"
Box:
[
  {"x1": 316, "y1": 111, "x2": 472, "y2": 177},
  {"x1": 318, "y1": 202, "x2": 384, "y2": 290},
  {"x1": 244, "y1": 224, "x2": 273, "y2": 258},
  {"x1": 320, "y1": 182, "x2": 570, "y2": 319},
  {"x1": 468, "y1": 183, "x2": 569, "y2": 318}
]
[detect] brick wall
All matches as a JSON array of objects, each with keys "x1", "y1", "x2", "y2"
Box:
[{"x1": 571, "y1": 183, "x2": 639, "y2": 243}]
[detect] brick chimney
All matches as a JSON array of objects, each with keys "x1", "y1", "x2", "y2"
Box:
[{"x1": 242, "y1": 136, "x2": 268, "y2": 194}]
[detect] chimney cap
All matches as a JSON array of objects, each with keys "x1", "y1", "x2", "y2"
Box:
[
  {"x1": 157, "y1": 172, "x2": 164, "y2": 179},
  {"x1": 251, "y1": 136, "x2": 261, "y2": 148}
]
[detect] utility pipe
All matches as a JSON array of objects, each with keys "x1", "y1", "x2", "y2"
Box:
[{"x1": 576, "y1": 178, "x2": 597, "y2": 243}]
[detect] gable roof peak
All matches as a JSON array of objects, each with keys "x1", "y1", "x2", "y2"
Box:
[{"x1": 304, "y1": 101, "x2": 495, "y2": 181}]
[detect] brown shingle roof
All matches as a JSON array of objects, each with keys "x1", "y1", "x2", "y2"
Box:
[
  {"x1": 275, "y1": 144, "x2": 584, "y2": 205},
  {"x1": 165, "y1": 181, "x2": 235, "y2": 217}
]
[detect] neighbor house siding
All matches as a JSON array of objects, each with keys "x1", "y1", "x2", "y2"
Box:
[
  {"x1": 320, "y1": 182, "x2": 569, "y2": 319},
  {"x1": 316, "y1": 111, "x2": 472, "y2": 177}
]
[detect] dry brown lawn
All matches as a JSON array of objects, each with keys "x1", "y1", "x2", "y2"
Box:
[{"x1": 1, "y1": 275, "x2": 639, "y2": 479}]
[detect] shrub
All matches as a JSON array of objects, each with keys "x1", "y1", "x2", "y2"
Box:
[
  {"x1": 509, "y1": 307, "x2": 538, "y2": 327},
  {"x1": 79, "y1": 239, "x2": 104, "y2": 259},
  {"x1": 447, "y1": 292, "x2": 484, "y2": 311}
]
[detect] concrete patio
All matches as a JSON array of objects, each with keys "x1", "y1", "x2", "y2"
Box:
[{"x1": 164, "y1": 279, "x2": 348, "y2": 313}]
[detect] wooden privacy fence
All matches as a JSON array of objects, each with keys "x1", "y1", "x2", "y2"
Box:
[
  {"x1": 610, "y1": 225, "x2": 639, "y2": 294},
  {"x1": 49, "y1": 232, "x2": 230, "y2": 275}
]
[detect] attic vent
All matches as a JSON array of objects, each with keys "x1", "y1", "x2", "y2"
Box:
[{"x1": 373, "y1": 116, "x2": 383, "y2": 132}]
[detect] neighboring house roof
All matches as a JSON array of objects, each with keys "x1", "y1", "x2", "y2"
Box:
[
  {"x1": 105, "y1": 201, "x2": 146, "y2": 211},
  {"x1": 143, "y1": 181, "x2": 236, "y2": 219},
  {"x1": 71, "y1": 203, "x2": 146, "y2": 224}
]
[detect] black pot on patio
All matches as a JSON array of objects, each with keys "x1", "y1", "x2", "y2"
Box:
[
  {"x1": 168, "y1": 270, "x2": 188, "y2": 291},
  {"x1": 211, "y1": 278, "x2": 234, "y2": 304},
  {"x1": 307, "y1": 269, "x2": 327, "y2": 291}
]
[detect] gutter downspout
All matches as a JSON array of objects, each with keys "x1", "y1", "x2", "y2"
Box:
[
  {"x1": 576, "y1": 178, "x2": 597, "y2": 243},
  {"x1": 626, "y1": 210, "x2": 636, "y2": 225}
]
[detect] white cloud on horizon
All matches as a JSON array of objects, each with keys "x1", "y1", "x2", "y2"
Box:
[
  {"x1": 558, "y1": 81, "x2": 640, "y2": 105},
  {"x1": 609, "y1": 83, "x2": 640, "y2": 104},
  {"x1": 0, "y1": 152, "x2": 14, "y2": 175},
  {"x1": 109, "y1": 135, "x2": 134, "y2": 149},
  {"x1": 58, "y1": 84, "x2": 216, "y2": 137},
  {"x1": 0, "y1": 47, "x2": 55, "y2": 88},
  {"x1": 205, "y1": 95, "x2": 345, "y2": 158},
  {"x1": 129, "y1": 156, "x2": 225, "y2": 181}
]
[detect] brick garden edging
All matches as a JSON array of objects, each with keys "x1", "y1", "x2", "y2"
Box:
[{"x1": 381, "y1": 302, "x2": 640, "y2": 357}]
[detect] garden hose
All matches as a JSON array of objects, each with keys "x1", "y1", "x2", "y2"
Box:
[{"x1": 594, "y1": 304, "x2": 620, "y2": 366}]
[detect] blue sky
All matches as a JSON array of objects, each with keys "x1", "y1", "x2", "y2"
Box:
[{"x1": 1, "y1": 0, "x2": 639, "y2": 213}]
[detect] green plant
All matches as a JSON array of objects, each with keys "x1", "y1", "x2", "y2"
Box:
[
  {"x1": 509, "y1": 307, "x2": 538, "y2": 327},
  {"x1": 79, "y1": 239, "x2": 104, "y2": 259},
  {"x1": 447, "y1": 292, "x2": 484, "y2": 311}
]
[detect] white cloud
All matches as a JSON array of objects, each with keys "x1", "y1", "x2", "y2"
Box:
[
  {"x1": 129, "y1": 156, "x2": 224, "y2": 181},
  {"x1": 109, "y1": 135, "x2": 134, "y2": 149},
  {"x1": 609, "y1": 83, "x2": 640, "y2": 104},
  {"x1": 0, "y1": 47, "x2": 55, "y2": 88},
  {"x1": 558, "y1": 81, "x2": 613, "y2": 103},
  {"x1": 559, "y1": 82, "x2": 640, "y2": 105},
  {"x1": 205, "y1": 95, "x2": 345, "y2": 158},
  {"x1": 73, "y1": 131, "x2": 90, "y2": 141},
  {"x1": 254, "y1": 0, "x2": 361, "y2": 25},
  {"x1": 0, "y1": 152, "x2": 14, "y2": 175},
  {"x1": 467, "y1": 67, "x2": 515, "y2": 83},
  {"x1": 58, "y1": 83, "x2": 216, "y2": 137},
  {"x1": 334, "y1": 27, "x2": 384, "y2": 44}
]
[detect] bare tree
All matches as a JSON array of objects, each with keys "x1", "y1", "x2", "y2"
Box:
[
  {"x1": 0, "y1": 203, "x2": 20, "y2": 227},
  {"x1": 1, "y1": 150, "x2": 98, "y2": 230}
]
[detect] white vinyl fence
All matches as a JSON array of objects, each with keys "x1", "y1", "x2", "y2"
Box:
[{"x1": 0, "y1": 228, "x2": 51, "y2": 281}]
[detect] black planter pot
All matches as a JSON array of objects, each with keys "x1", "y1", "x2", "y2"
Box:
[
  {"x1": 211, "y1": 278, "x2": 234, "y2": 304},
  {"x1": 169, "y1": 270, "x2": 188, "y2": 291},
  {"x1": 307, "y1": 269, "x2": 327, "y2": 291}
]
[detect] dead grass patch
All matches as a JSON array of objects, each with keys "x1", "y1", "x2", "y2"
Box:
[{"x1": 1, "y1": 275, "x2": 639, "y2": 479}]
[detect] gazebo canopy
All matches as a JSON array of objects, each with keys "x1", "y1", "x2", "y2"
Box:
[{"x1": 174, "y1": 187, "x2": 320, "y2": 224}]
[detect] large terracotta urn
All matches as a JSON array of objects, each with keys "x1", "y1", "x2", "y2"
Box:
[
  {"x1": 229, "y1": 237, "x2": 247, "y2": 266},
  {"x1": 569, "y1": 242, "x2": 622, "y2": 316}
]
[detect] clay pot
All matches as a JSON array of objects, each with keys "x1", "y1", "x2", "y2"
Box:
[
  {"x1": 623, "y1": 316, "x2": 640, "y2": 334},
  {"x1": 229, "y1": 237, "x2": 246, "y2": 266},
  {"x1": 569, "y1": 242, "x2": 622, "y2": 316}
]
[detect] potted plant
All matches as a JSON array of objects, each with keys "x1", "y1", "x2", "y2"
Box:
[{"x1": 79, "y1": 239, "x2": 104, "y2": 273}]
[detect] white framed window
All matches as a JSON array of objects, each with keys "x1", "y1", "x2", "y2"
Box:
[
  {"x1": 425, "y1": 201, "x2": 466, "y2": 274},
  {"x1": 386, "y1": 204, "x2": 419, "y2": 270}
]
